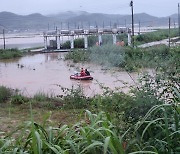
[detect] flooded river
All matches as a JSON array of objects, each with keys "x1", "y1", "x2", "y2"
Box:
[
  {"x1": 0, "y1": 33, "x2": 44, "y2": 49},
  {"x1": 0, "y1": 52, "x2": 148, "y2": 97}
]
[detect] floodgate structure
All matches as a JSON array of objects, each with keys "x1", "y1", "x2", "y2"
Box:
[{"x1": 43, "y1": 27, "x2": 132, "y2": 50}]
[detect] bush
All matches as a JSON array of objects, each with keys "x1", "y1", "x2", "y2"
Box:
[
  {"x1": 0, "y1": 86, "x2": 12, "y2": 103},
  {"x1": 0, "y1": 48, "x2": 22, "y2": 59},
  {"x1": 88, "y1": 44, "x2": 126, "y2": 67},
  {"x1": 61, "y1": 86, "x2": 91, "y2": 109},
  {"x1": 65, "y1": 49, "x2": 90, "y2": 63},
  {"x1": 61, "y1": 40, "x2": 71, "y2": 49},
  {"x1": 74, "y1": 38, "x2": 84, "y2": 48},
  {"x1": 124, "y1": 45, "x2": 171, "y2": 71},
  {"x1": 11, "y1": 94, "x2": 29, "y2": 104},
  {"x1": 88, "y1": 35, "x2": 98, "y2": 47}
]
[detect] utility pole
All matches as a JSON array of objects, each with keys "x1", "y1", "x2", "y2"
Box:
[
  {"x1": 178, "y1": 3, "x2": 180, "y2": 36},
  {"x1": 125, "y1": 19, "x2": 127, "y2": 28},
  {"x1": 138, "y1": 21, "x2": 141, "y2": 34},
  {"x1": 174, "y1": 20, "x2": 176, "y2": 29},
  {"x1": 3, "y1": 29, "x2": 5, "y2": 50},
  {"x1": 48, "y1": 23, "x2": 49, "y2": 30},
  {"x1": 169, "y1": 17, "x2": 171, "y2": 48},
  {"x1": 130, "y1": 0, "x2": 134, "y2": 47}
]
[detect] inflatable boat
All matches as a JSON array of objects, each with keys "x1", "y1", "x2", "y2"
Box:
[{"x1": 70, "y1": 75, "x2": 93, "y2": 80}]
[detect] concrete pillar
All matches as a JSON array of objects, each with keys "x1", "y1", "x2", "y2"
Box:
[
  {"x1": 84, "y1": 35, "x2": 88, "y2": 48},
  {"x1": 113, "y1": 34, "x2": 117, "y2": 45},
  {"x1": 44, "y1": 36, "x2": 47, "y2": 49},
  {"x1": 70, "y1": 35, "x2": 74, "y2": 49},
  {"x1": 59, "y1": 36, "x2": 62, "y2": 49},
  {"x1": 128, "y1": 33, "x2": 131, "y2": 46},
  {"x1": 98, "y1": 34, "x2": 102, "y2": 46},
  {"x1": 57, "y1": 36, "x2": 60, "y2": 49}
]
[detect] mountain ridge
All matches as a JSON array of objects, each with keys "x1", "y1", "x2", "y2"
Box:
[{"x1": 0, "y1": 11, "x2": 178, "y2": 32}]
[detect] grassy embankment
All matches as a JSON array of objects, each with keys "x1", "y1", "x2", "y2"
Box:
[{"x1": 135, "y1": 28, "x2": 179, "y2": 45}]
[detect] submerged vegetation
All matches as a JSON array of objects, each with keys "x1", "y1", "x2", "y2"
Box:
[
  {"x1": 65, "y1": 44, "x2": 180, "y2": 72},
  {"x1": 0, "y1": 48, "x2": 23, "y2": 59}
]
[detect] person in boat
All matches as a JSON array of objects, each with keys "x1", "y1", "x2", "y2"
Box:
[
  {"x1": 80, "y1": 68, "x2": 86, "y2": 76},
  {"x1": 85, "y1": 69, "x2": 90, "y2": 76}
]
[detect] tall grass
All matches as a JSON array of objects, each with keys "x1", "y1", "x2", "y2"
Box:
[
  {"x1": 65, "y1": 49, "x2": 90, "y2": 63},
  {"x1": 66, "y1": 44, "x2": 179, "y2": 72},
  {"x1": 129, "y1": 103, "x2": 180, "y2": 153},
  {"x1": 0, "y1": 48, "x2": 22, "y2": 59},
  {"x1": 136, "y1": 28, "x2": 179, "y2": 44},
  {"x1": 0, "y1": 110, "x2": 126, "y2": 154},
  {"x1": 0, "y1": 86, "x2": 12, "y2": 103},
  {"x1": 88, "y1": 44, "x2": 126, "y2": 67},
  {"x1": 124, "y1": 45, "x2": 171, "y2": 71},
  {"x1": 0, "y1": 103, "x2": 179, "y2": 153}
]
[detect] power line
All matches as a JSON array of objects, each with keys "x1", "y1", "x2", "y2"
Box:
[{"x1": 3, "y1": 29, "x2": 6, "y2": 49}]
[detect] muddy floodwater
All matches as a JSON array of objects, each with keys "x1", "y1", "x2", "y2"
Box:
[{"x1": 0, "y1": 53, "x2": 151, "y2": 97}]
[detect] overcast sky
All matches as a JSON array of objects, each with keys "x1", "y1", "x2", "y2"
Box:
[{"x1": 0, "y1": 0, "x2": 179, "y2": 17}]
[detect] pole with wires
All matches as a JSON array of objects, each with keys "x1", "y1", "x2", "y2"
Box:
[
  {"x1": 3, "y1": 29, "x2": 6, "y2": 49},
  {"x1": 130, "y1": 0, "x2": 134, "y2": 47},
  {"x1": 178, "y1": 3, "x2": 180, "y2": 36},
  {"x1": 169, "y1": 17, "x2": 171, "y2": 48}
]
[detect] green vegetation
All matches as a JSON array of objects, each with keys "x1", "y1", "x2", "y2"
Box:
[
  {"x1": 61, "y1": 41, "x2": 71, "y2": 49},
  {"x1": 0, "y1": 48, "x2": 23, "y2": 59},
  {"x1": 65, "y1": 45, "x2": 180, "y2": 72},
  {"x1": 0, "y1": 70, "x2": 179, "y2": 153},
  {"x1": 0, "y1": 86, "x2": 12, "y2": 103},
  {"x1": 136, "y1": 28, "x2": 179, "y2": 45},
  {"x1": 65, "y1": 49, "x2": 89, "y2": 63},
  {"x1": 88, "y1": 44, "x2": 126, "y2": 67},
  {"x1": 0, "y1": 29, "x2": 179, "y2": 153},
  {"x1": 61, "y1": 38, "x2": 85, "y2": 49}
]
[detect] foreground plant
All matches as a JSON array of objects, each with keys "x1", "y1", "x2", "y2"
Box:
[{"x1": 0, "y1": 110, "x2": 126, "y2": 154}]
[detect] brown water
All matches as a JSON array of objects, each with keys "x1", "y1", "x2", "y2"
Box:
[
  {"x1": 0, "y1": 53, "x2": 148, "y2": 97},
  {"x1": 0, "y1": 33, "x2": 44, "y2": 49}
]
